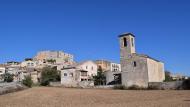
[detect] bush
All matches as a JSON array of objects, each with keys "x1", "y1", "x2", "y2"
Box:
[
  {"x1": 3, "y1": 73, "x2": 14, "y2": 82},
  {"x1": 182, "y1": 78, "x2": 190, "y2": 90},
  {"x1": 22, "y1": 76, "x2": 33, "y2": 88},
  {"x1": 148, "y1": 85, "x2": 159, "y2": 90},
  {"x1": 164, "y1": 71, "x2": 173, "y2": 82},
  {"x1": 127, "y1": 85, "x2": 146, "y2": 90},
  {"x1": 113, "y1": 85, "x2": 126, "y2": 90},
  {"x1": 40, "y1": 67, "x2": 60, "y2": 86}
]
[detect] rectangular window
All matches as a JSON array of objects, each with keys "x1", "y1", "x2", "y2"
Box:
[
  {"x1": 133, "y1": 61, "x2": 137, "y2": 67},
  {"x1": 64, "y1": 73, "x2": 67, "y2": 77},
  {"x1": 86, "y1": 66, "x2": 88, "y2": 69},
  {"x1": 123, "y1": 38, "x2": 127, "y2": 47},
  {"x1": 81, "y1": 72, "x2": 87, "y2": 76}
]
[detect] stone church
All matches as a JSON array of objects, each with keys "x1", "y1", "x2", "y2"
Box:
[{"x1": 119, "y1": 33, "x2": 165, "y2": 87}]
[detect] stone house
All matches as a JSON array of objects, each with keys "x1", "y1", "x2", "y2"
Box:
[
  {"x1": 95, "y1": 60, "x2": 121, "y2": 72},
  {"x1": 119, "y1": 33, "x2": 165, "y2": 87},
  {"x1": 0, "y1": 66, "x2": 6, "y2": 81},
  {"x1": 21, "y1": 60, "x2": 37, "y2": 68},
  {"x1": 61, "y1": 61, "x2": 97, "y2": 87},
  {"x1": 34, "y1": 50, "x2": 74, "y2": 65},
  {"x1": 110, "y1": 63, "x2": 121, "y2": 72},
  {"x1": 95, "y1": 60, "x2": 111, "y2": 72}
]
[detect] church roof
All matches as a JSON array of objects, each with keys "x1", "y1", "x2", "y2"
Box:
[
  {"x1": 133, "y1": 53, "x2": 161, "y2": 62},
  {"x1": 118, "y1": 32, "x2": 135, "y2": 38}
]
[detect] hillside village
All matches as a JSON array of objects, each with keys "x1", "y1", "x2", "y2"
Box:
[{"x1": 0, "y1": 33, "x2": 189, "y2": 88}]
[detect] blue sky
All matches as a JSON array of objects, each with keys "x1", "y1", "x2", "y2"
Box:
[{"x1": 0, "y1": 0, "x2": 189, "y2": 76}]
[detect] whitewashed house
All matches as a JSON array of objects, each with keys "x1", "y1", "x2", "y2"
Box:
[
  {"x1": 0, "y1": 67, "x2": 6, "y2": 81},
  {"x1": 61, "y1": 61, "x2": 97, "y2": 87}
]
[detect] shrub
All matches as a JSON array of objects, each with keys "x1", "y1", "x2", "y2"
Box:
[
  {"x1": 22, "y1": 76, "x2": 33, "y2": 88},
  {"x1": 182, "y1": 78, "x2": 190, "y2": 90},
  {"x1": 40, "y1": 67, "x2": 60, "y2": 86},
  {"x1": 127, "y1": 85, "x2": 146, "y2": 90},
  {"x1": 3, "y1": 73, "x2": 14, "y2": 82},
  {"x1": 164, "y1": 71, "x2": 173, "y2": 82},
  {"x1": 113, "y1": 85, "x2": 126, "y2": 90},
  {"x1": 148, "y1": 85, "x2": 159, "y2": 90}
]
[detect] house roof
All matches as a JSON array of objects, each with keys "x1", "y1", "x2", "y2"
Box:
[
  {"x1": 62, "y1": 60, "x2": 96, "y2": 70},
  {"x1": 74, "y1": 60, "x2": 96, "y2": 66},
  {"x1": 118, "y1": 32, "x2": 135, "y2": 38}
]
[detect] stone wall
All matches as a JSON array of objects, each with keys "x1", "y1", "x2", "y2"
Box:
[
  {"x1": 148, "y1": 81, "x2": 183, "y2": 90},
  {"x1": 147, "y1": 58, "x2": 165, "y2": 82},
  {"x1": 121, "y1": 55, "x2": 149, "y2": 87}
]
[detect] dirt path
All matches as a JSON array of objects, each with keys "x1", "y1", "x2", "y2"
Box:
[{"x1": 0, "y1": 87, "x2": 189, "y2": 107}]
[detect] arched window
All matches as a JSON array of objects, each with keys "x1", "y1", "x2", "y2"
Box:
[{"x1": 123, "y1": 38, "x2": 127, "y2": 47}]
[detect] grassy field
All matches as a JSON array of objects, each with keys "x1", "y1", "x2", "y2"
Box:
[{"x1": 0, "y1": 87, "x2": 189, "y2": 107}]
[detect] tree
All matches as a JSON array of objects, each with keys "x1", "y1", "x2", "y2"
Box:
[
  {"x1": 47, "y1": 59, "x2": 56, "y2": 64},
  {"x1": 93, "y1": 67, "x2": 106, "y2": 85},
  {"x1": 40, "y1": 67, "x2": 60, "y2": 86},
  {"x1": 22, "y1": 76, "x2": 33, "y2": 88},
  {"x1": 164, "y1": 71, "x2": 173, "y2": 82},
  {"x1": 25, "y1": 58, "x2": 33, "y2": 61},
  {"x1": 182, "y1": 78, "x2": 190, "y2": 90},
  {"x1": 3, "y1": 73, "x2": 14, "y2": 83}
]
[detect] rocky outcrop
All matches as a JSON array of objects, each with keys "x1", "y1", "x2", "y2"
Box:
[{"x1": 0, "y1": 82, "x2": 26, "y2": 95}]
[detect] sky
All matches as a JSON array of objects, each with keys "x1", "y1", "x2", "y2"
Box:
[{"x1": 0, "y1": 0, "x2": 190, "y2": 76}]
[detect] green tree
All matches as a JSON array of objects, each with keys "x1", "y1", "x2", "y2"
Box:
[
  {"x1": 93, "y1": 67, "x2": 106, "y2": 85},
  {"x1": 40, "y1": 67, "x2": 60, "y2": 86},
  {"x1": 164, "y1": 71, "x2": 173, "y2": 82},
  {"x1": 3, "y1": 73, "x2": 14, "y2": 83},
  {"x1": 22, "y1": 76, "x2": 33, "y2": 88},
  {"x1": 182, "y1": 78, "x2": 190, "y2": 90},
  {"x1": 47, "y1": 59, "x2": 56, "y2": 64}
]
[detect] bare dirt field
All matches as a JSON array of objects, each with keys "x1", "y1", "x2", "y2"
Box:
[{"x1": 0, "y1": 87, "x2": 189, "y2": 107}]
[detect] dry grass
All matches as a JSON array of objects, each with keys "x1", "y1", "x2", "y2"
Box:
[{"x1": 0, "y1": 87, "x2": 190, "y2": 107}]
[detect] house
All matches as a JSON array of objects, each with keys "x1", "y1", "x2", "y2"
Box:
[
  {"x1": 34, "y1": 50, "x2": 74, "y2": 65},
  {"x1": 61, "y1": 60, "x2": 97, "y2": 87},
  {"x1": 95, "y1": 60, "x2": 111, "y2": 72},
  {"x1": 119, "y1": 33, "x2": 165, "y2": 87},
  {"x1": 6, "y1": 61, "x2": 20, "y2": 67},
  {"x1": 170, "y1": 73, "x2": 189, "y2": 81},
  {"x1": 0, "y1": 66, "x2": 6, "y2": 81},
  {"x1": 95, "y1": 60, "x2": 122, "y2": 85},
  {"x1": 21, "y1": 59, "x2": 37, "y2": 68},
  {"x1": 110, "y1": 63, "x2": 121, "y2": 72},
  {"x1": 95, "y1": 60, "x2": 121, "y2": 72}
]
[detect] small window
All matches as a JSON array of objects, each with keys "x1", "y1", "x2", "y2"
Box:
[
  {"x1": 86, "y1": 66, "x2": 88, "y2": 69},
  {"x1": 133, "y1": 61, "x2": 137, "y2": 67},
  {"x1": 123, "y1": 38, "x2": 127, "y2": 47},
  {"x1": 64, "y1": 73, "x2": 67, "y2": 77},
  {"x1": 70, "y1": 73, "x2": 73, "y2": 77},
  {"x1": 91, "y1": 66, "x2": 93, "y2": 70}
]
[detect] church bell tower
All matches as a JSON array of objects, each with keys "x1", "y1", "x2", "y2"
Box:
[
  {"x1": 119, "y1": 33, "x2": 136, "y2": 72},
  {"x1": 119, "y1": 33, "x2": 136, "y2": 58}
]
